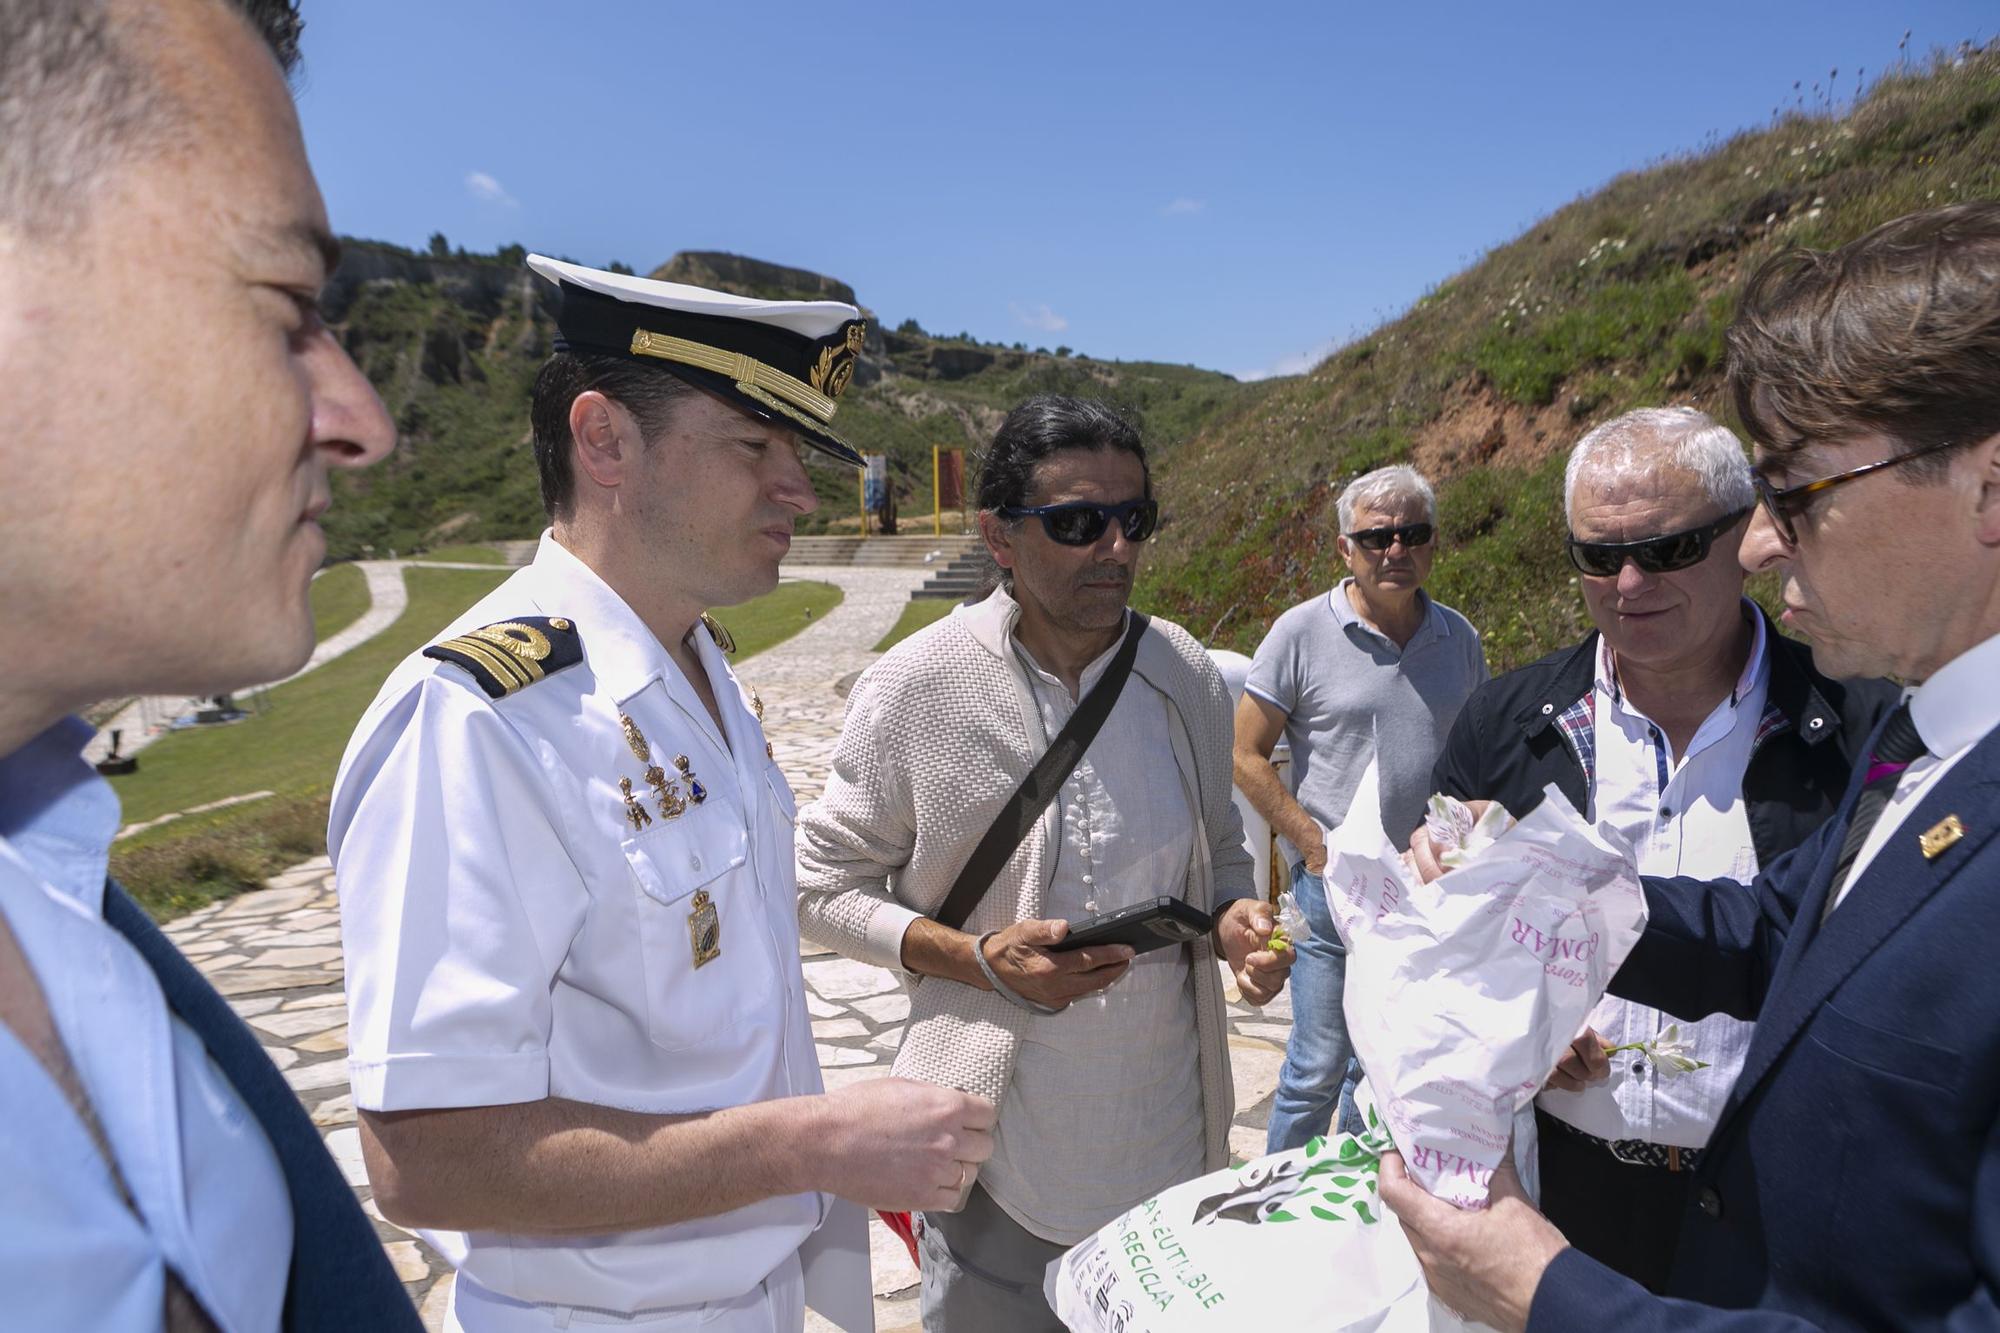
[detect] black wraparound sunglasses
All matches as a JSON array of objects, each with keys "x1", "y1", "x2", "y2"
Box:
[
  {"x1": 1345, "y1": 522, "x2": 1435, "y2": 552},
  {"x1": 1565, "y1": 508, "x2": 1749, "y2": 577},
  {"x1": 999, "y1": 498, "x2": 1160, "y2": 546},
  {"x1": 1751, "y1": 437, "x2": 1968, "y2": 545}
]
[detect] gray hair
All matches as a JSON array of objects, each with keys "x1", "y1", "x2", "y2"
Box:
[
  {"x1": 1563, "y1": 407, "x2": 1754, "y2": 524},
  {"x1": 0, "y1": 0, "x2": 303, "y2": 233},
  {"x1": 1336, "y1": 464, "x2": 1437, "y2": 534}
]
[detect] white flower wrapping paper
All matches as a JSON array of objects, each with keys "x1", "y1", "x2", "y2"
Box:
[{"x1": 1325, "y1": 768, "x2": 1648, "y2": 1208}]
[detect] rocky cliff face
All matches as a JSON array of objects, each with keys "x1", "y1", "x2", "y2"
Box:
[{"x1": 647, "y1": 251, "x2": 858, "y2": 306}]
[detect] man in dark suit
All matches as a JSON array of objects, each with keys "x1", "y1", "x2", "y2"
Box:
[
  {"x1": 0, "y1": 1, "x2": 413, "y2": 1328},
  {"x1": 1381, "y1": 201, "x2": 2000, "y2": 1331}
]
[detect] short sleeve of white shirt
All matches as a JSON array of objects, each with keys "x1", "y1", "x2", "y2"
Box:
[{"x1": 331, "y1": 672, "x2": 590, "y2": 1113}]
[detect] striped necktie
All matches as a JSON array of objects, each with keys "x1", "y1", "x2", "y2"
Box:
[{"x1": 1824, "y1": 702, "x2": 1926, "y2": 916}]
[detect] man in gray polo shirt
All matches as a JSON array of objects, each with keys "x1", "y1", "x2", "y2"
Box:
[{"x1": 1234, "y1": 463, "x2": 1487, "y2": 1151}]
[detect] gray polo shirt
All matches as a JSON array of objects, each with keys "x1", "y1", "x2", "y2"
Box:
[{"x1": 1245, "y1": 579, "x2": 1487, "y2": 858}]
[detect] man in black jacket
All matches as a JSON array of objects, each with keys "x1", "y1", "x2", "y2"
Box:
[{"x1": 1424, "y1": 406, "x2": 1894, "y2": 1292}]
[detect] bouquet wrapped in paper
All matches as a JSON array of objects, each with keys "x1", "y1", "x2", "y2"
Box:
[
  {"x1": 1048, "y1": 773, "x2": 1645, "y2": 1331},
  {"x1": 1324, "y1": 768, "x2": 1647, "y2": 1207}
]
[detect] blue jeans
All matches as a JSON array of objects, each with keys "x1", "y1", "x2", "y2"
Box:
[{"x1": 1265, "y1": 862, "x2": 1362, "y2": 1152}]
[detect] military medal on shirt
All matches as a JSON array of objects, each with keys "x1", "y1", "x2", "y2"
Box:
[{"x1": 617, "y1": 712, "x2": 719, "y2": 967}]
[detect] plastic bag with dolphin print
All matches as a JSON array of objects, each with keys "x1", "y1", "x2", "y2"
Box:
[{"x1": 1047, "y1": 1081, "x2": 1508, "y2": 1332}]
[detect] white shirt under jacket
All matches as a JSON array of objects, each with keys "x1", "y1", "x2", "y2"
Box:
[
  {"x1": 1538, "y1": 610, "x2": 1769, "y2": 1149},
  {"x1": 1828, "y1": 628, "x2": 2000, "y2": 914},
  {"x1": 329, "y1": 533, "x2": 835, "y2": 1325}
]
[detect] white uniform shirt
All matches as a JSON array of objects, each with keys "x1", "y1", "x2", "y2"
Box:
[
  {"x1": 330, "y1": 533, "x2": 826, "y2": 1324},
  {"x1": 1539, "y1": 611, "x2": 1769, "y2": 1149},
  {"x1": 978, "y1": 623, "x2": 1206, "y2": 1245},
  {"x1": 1828, "y1": 629, "x2": 2000, "y2": 914},
  {"x1": 0, "y1": 718, "x2": 293, "y2": 1333}
]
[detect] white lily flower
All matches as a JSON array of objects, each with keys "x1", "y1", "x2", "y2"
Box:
[{"x1": 1608, "y1": 1023, "x2": 1712, "y2": 1079}]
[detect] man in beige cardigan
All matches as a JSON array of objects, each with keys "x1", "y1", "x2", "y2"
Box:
[{"x1": 797, "y1": 394, "x2": 1293, "y2": 1331}]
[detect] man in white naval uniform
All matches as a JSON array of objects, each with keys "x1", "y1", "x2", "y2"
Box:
[{"x1": 331, "y1": 259, "x2": 993, "y2": 1333}]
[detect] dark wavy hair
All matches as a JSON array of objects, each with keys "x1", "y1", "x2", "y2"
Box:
[
  {"x1": 1727, "y1": 201, "x2": 2000, "y2": 481},
  {"x1": 974, "y1": 394, "x2": 1151, "y2": 513}
]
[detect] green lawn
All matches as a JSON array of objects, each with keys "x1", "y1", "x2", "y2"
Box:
[
  {"x1": 872, "y1": 598, "x2": 955, "y2": 652},
  {"x1": 111, "y1": 571, "x2": 843, "y2": 918},
  {"x1": 309, "y1": 563, "x2": 371, "y2": 641},
  {"x1": 415, "y1": 542, "x2": 507, "y2": 564},
  {"x1": 707, "y1": 579, "x2": 843, "y2": 659},
  {"x1": 110, "y1": 568, "x2": 511, "y2": 825}
]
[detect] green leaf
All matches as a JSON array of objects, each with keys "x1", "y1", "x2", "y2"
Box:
[
  {"x1": 1367, "y1": 1103, "x2": 1381, "y2": 1129},
  {"x1": 1330, "y1": 1175, "x2": 1359, "y2": 1187},
  {"x1": 1320, "y1": 1193, "x2": 1351, "y2": 1205},
  {"x1": 1354, "y1": 1201, "x2": 1376, "y2": 1224},
  {"x1": 1310, "y1": 1206, "x2": 1340, "y2": 1221},
  {"x1": 1267, "y1": 1210, "x2": 1298, "y2": 1223},
  {"x1": 1305, "y1": 1137, "x2": 1322, "y2": 1158}
]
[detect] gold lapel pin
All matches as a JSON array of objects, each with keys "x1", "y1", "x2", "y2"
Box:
[
  {"x1": 620, "y1": 713, "x2": 651, "y2": 765},
  {"x1": 646, "y1": 763, "x2": 687, "y2": 820},
  {"x1": 618, "y1": 776, "x2": 651, "y2": 832},
  {"x1": 1920, "y1": 814, "x2": 1966, "y2": 861},
  {"x1": 751, "y1": 688, "x2": 765, "y2": 724},
  {"x1": 676, "y1": 754, "x2": 708, "y2": 805}
]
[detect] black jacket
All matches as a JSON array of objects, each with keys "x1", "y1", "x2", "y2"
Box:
[{"x1": 1428, "y1": 615, "x2": 1898, "y2": 866}]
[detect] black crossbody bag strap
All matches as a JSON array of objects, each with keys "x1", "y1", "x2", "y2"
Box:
[{"x1": 933, "y1": 612, "x2": 1149, "y2": 932}]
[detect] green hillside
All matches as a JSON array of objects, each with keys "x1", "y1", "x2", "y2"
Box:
[{"x1": 1137, "y1": 48, "x2": 2000, "y2": 670}]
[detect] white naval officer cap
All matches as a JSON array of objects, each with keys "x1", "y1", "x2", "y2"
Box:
[{"x1": 526, "y1": 254, "x2": 867, "y2": 468}]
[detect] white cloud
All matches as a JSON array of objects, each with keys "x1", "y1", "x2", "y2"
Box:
[
  {"x1": 464, "y1": 170, "x2": 518, "y2": 208},
  {"x1": 1161, "y1": 197, "x2": 1206, "y2": 216},
  {"x1": 1235, "y1": 339, "x2": 1340, "y2": 382},
  {"x1": 1009, "y1": 301, "x2": 1070, "y2": 335}
]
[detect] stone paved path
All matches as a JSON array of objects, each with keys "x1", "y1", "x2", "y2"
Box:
[{"x1": 159, "y1": 569, "x2": 1297, "y2": 1332}]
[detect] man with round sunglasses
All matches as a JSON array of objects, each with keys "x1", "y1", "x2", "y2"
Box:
[
  {"x1": 1234, "y1": 463, "x2": 1488, "y2": 1154},
  {"x1": 1416, "y1": 406, "x2": 1892, "y2": 1293},
  {"x1": 797, "y1": 393, "x2": 1293, "y2": 1331}
]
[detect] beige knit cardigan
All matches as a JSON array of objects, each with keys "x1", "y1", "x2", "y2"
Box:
[{"x1": 795, "y1": 588, "x2": 1254, "y2": 1173}]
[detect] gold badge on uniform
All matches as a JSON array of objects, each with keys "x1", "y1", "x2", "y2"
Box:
[
  {"x1": 676, "y1": 754, "x2": 708, "y2": 805},
  {"x1": 750, "y1": 688, "x2": 765, "y2": 724},
  {"x1": 1920, "y1": 814, "x2": 1966, "y2": 861},
  {"x1": 618, "y1": 776, "x2": 651, "y2": 831},
  {"x1": 688, "y1": 889, "x2": 721, "y2": 967},
  {"x1": 620, "y1": 712, "x2": 688, "y2": 821}
]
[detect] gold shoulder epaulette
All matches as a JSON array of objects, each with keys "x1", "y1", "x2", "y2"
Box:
[
  {"x1": 700, "y1": 612, "x2": 737, "y2": 654},
  {"x1": 424, "y1": 617, "x2": 582, "y2": 699}
]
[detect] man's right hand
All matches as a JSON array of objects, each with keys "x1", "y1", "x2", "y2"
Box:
[
  {"x1": 981, "y1": 918, "x2": 1133, "y2": 1010},
  {"x1": 811, "y1": 1078, "x2": 996, "y2": 1212},
  {"x1": 1545, "y1": 1026, "x2": 1612, "y2": 1092},
  {"x1": 1301, "y1": 837, "x2": 1328, "y2": 876}
]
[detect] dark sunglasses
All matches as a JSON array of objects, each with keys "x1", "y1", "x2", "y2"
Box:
[
  {"x1": 1344, "y1": 522, "x2": 1435, "y2": 552},
  {"x1": 999, "y1": 497, "x2": 1160, "y2": 546},
  {"x1": 1751, "y1": 437, "x2": 1967, "y2": 545},
  {"x1": 1565, "y1": 508, "x2": 1749, "y2": 578}
]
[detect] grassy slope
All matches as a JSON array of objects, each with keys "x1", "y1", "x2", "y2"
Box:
[
  {"x1": 1137, "y1": 50, "x2": 2000, "y2": 670},
  {"x1": 309, "y1": 562, "x2": 370, "y2": 641},
  {"x1": 873, "y1": 599, "x2": 956, "y2": 652}
]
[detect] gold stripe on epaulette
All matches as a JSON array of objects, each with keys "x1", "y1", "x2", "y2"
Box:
[
  {"x1": 438, "y1": 620, "x2": 558, "y2": 695},
  {"x1": 629, "y1": 329, "x2": 838, "y2": 423}
]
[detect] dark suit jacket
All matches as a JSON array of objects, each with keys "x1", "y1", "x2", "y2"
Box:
[
  {"x1": 103, "y1": 881, "x2": 423, "y2": 1332},
  {"x1": 1528, "y1": 720, "x2": 2000, "y2": 1330}
]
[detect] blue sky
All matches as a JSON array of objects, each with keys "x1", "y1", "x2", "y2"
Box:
[{"x1": 296, "y1": 2, "x2": 1990, "y2": 381}]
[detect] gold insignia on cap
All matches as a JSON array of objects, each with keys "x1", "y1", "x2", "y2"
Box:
[
  {"x1": 1920, "y1": 814, "x2": 1965, "y2": 860},
  {"x1": 808, "y1": 321, "x2": 866, "y2": 401}
]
